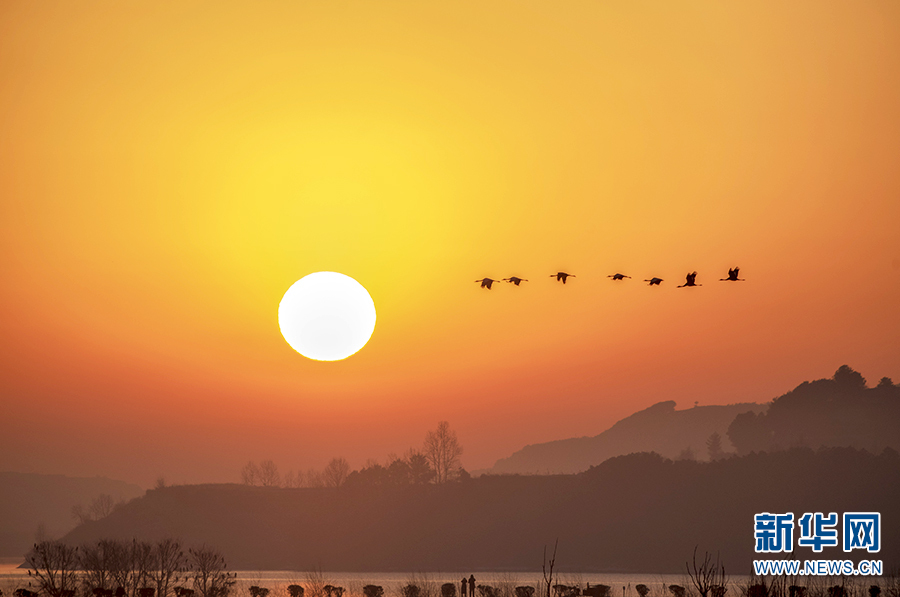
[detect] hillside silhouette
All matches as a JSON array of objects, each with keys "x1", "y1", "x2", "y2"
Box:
[
  {"x1": 728, "y1": 366, "x2": 900, "y2": 455},
  {"x1": 0, "y1": 471, "x2": 143, "y2": 557},
  {"x1": 55, "y1": 447, "x2": 899, "y2": 572},
  {"x1": 486, "y1": 401, "x2": 764, "y2": 474}
]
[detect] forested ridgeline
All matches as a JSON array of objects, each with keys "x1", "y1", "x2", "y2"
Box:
[
  {"x1": 727, "y1": 366, "x2": 900, "y2": 455},
  {"x1": 488, "y1": 366, "x2": 900, "y2": 475},
  {"x1": 55, "y1": 447, "x2": 900, "y2": 573}
]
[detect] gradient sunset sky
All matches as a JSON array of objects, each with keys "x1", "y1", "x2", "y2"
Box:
[{"x1": 1, "y1": 1, "x2": 898, "y2": 487}]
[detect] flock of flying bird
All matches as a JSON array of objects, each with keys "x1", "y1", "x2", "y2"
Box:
[{"x1": 475, "y1": 267, "x2": 745, "y2": 289}]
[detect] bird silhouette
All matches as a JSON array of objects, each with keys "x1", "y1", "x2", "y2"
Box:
[
  {"x1": 677, "y1": 272, "x2": 701, "y2": 288},
  {"x1": 475, "y1": 278, "x2": 498, "y2": 289},
  {"x1": 644, "y1": 277, "x2": 664, "y2": 286},
  {"x1": 550, "y1": 272, "x2": 575, "y2": 284},
  {"x1": 503, "y1": 277, "x2": 528, "y2": 286},
  {"x1": 719, "y1": 267, "x2": 744, "y2": 281},
  {"x1": 608, "y1": 273, "x2": 631, "y2": 281}
]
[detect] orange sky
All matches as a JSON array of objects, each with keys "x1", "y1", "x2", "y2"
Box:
[{"x1": 1, "y1": 1, "x2": 899, "y2": 488}]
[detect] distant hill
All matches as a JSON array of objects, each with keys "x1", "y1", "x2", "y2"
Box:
[
  {"x1": 54, "y1": 448, "x2": 900, "y2": 572},
  {"x1": 485, "y1": 401, "x2": 765, "y2": 475},
  {"x1": 0, "y1": 472, "x2": 143, "y2": 557},
  {"x1": 728, "y1": 365, "x2": 900, "y2": 455}
]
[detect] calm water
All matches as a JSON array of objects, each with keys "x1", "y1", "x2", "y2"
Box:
[
  {"x1": 0, "y1": 564, "x2": 719, "y2": 595},
  {"x1": 2, "y1": 565, "x2": 880, "y2": 597}
]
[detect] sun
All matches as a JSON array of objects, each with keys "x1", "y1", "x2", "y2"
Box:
[{"x1": 278, "y1": 272, "x2": 376, "y2": 361}]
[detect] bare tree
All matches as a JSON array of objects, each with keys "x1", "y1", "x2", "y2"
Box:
[
  {"x1": 188, "y1": 546, "x2": 235, "y2": 597},
  {"x1": 423, "y1": 421, "x2": 463, "y2": 483},
  {"x1": 240, "y1": 462, "x2": 259, "y2": 486},
  {"x1": 26, "y1": 541, "x2": 80, "y2": 597},
  {"x1": 84, "y1": 539, "x2": 154, "y2": 597},
  {"x1": 686, "y1": 547, "x2": 726, "y2": 597},
  {"x1": 80, "y1": 539, "x2": 119, "y2": 594},
  {"x1": 108, "y1": 540, "x2": 134, "y2": 596},
  {"x1": 305, "y1": 468, "x2": 325, "y2": 488},
  {"x1": 282, "y1": 470, "x2": 300, "y2": 488},
  {"x1": 73, "y1": 494, "x2": 117, "y2": 525},
  {"x1": 89, "y1": 494, "x2": 116, "y2": 519},
  {"x1": 541, "y1": 540, "x2": 558, "y2": 597},
  {"x1": 322, "y1": 457, "x2": 351, "y2": 488},
  {"x1": 72, "y1": 504, "x2": 90, "y2": 525},
  {"x1": 91, "y1": 539, "x2": 131, "y2": 597},
  {"x1": 129, "y1": 540, "x2": 155, "y2": 597},
  {"x1": 257, "y1": 460, "x2": 281, "y2": 487},
  {"x1": 149, "y1": 539, "x2": 185, "y2": 597}
]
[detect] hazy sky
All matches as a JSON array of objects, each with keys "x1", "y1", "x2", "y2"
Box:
[{"x1": 1, "y1": 1, "x2": 898, "y2": 488}]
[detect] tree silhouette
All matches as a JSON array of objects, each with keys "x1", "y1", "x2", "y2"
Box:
[
  {"x1": 72, "y1": 494, "x2": 117, "y2": 525},
  {"x1": 149, "y1": 539, "x2": 185, "y2": 597},
  {"x1": 833, "y1": 365, "x2": 866, "y2": 390},
  {"x1": 257, "y1": 461, "x2": 280, "y2": 487},
  {"x1": 322, "y1": 457, "x2": 351, "y2": 488},
  {"x1": 187, "y1": 546, "x2": 234, "y2": 597},
  {"x1": 728, "y1": 365, "x2": 900, "y2": 455},
  {"x1": 685, "y1": 547, "x2": 726, "y2": 597},
  {"x1": 407, "y1": 452, "x2": 436, "y2": 484},
  {"x1": 542, "y1": 540, "x2": 558, "y2": 597},
  {"x1": 26, "y1": 541, "x2": 79, "y2": 597},
  {"x1": 706, "y1": 433, "x2": 724, "y2": 461},
  {"x1": 424, "y1": 421, "x2": 463, "y2": 484},
  {"x1": 240, "y1": 462, "x2": 259, "y2": 486}
]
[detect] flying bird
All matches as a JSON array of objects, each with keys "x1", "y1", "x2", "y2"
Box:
[
  {"x1": 475, "y1": 278, "x2": 498, "y2": 289},
  {"x1": 644, "y1": 277, "x2": 664, "y2": 286},
  {"x1": 677, "y1": 272, "x2": 701, "y2": 288},
  {"x1": 608, "y1": 273, "x2": 631, "y2": 281},
  {"x1": 550, "y1": 272, "x2": 575, "y2": 284},
  {"x1": 720, "y1": 267, "x2": 744, "y2": 281},
  {"x1": 503, "y1": 277, "x2": 528, "y2": 286}
]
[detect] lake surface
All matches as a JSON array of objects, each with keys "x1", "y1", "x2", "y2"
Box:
[
  {"x1": 1, "y1": 566, "x2": 884, "y2": 597},
  {"x1": 0, "y1": 566, "x2": 719, "y2": 595}
]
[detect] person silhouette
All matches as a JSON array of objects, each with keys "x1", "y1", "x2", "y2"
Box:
[
  {"x1": 468, "y1": 576, "x2": 475, "y2": 597},
  {"x1": 461, "y1": 580, "x2": 467, "y2": 597}
]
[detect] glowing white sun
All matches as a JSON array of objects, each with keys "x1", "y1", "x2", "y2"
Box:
[{"x1": 278, "y1": 272, "x2": 376, "y2": 361}]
